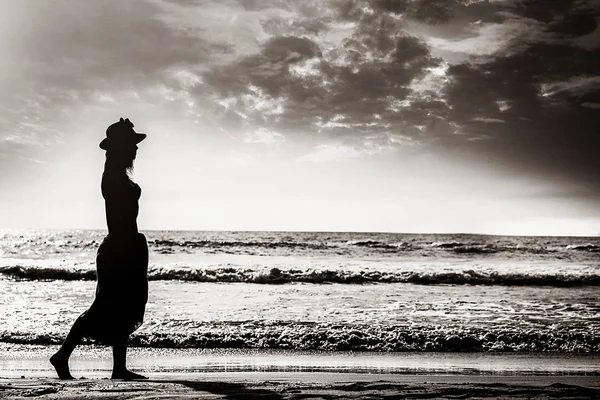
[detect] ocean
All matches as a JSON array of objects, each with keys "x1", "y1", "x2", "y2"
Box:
[{"x1": 0, "y1": 230, "x2": 599, "y2": 360}]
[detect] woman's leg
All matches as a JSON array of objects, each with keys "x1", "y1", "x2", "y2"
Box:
[
  {"x1": 50, "y1": 315, "x2": 87, "y2": 379},
  {"x1": 111, "y1": 336, "x2": 147, "y2": 380}
]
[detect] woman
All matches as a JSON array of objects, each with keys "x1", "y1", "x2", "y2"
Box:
[{"x1": 50, "y1": 118, "x2": 149, "y2": 380}]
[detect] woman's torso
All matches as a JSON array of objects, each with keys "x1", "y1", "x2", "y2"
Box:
[{"x1": 101, "y1": 171, "x2": 141, "y2": 240}]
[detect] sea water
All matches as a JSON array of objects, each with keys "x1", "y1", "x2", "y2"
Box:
[{"x1": 0, "y1": 230, "x2": 598, "y2": 361}]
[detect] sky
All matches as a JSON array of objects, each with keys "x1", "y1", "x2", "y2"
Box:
[{"x1": 1, "y1": 0, "x2": 599, "y2": 235}]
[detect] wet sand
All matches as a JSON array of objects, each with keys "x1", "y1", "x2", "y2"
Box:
[
  {"x1": 1, "y1": 345, "x2": 598, "y2": 399},
  {"x1": 1, "y1": 374, "x2": 599, "y2": 399}
]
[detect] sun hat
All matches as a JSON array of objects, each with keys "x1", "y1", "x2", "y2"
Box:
[{"x1": 99, "y1": 118, "x2": 147, "y2": 150}]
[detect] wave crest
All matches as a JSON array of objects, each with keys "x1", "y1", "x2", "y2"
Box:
[
  {"x1": 345, "y1": 240, "x2": 402, "y2": 250},
  {"x1": 1, "y1": 322, "x2": 597, "y2": 352},
  {"x1": 0, "y1": 266, "x2": 96, "y2": 281},
  {"x1": 566, "y1": 244, "x2": 600, "y2": 252},
  {"x1": 1, "y1": 265, "x2": 598, "y2": 287},
  {"x1": 149, "y1": 239, "x2": 330, "y2": 251}
]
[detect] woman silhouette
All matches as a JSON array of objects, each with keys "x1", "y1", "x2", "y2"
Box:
[{"x1": 50, "y1": 118, "x2": 149, "y2": 380}]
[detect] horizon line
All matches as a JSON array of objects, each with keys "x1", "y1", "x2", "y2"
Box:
[{"x1": 0, "y1": 227, "x2": 598, "y2": 238}]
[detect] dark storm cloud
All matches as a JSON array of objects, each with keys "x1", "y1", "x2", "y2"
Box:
[
  {"x1": 234, "y1": 0, "x2": 598, "y2": 186},
  {"x1": 206, "y1": 34, "x2": 445, "y2": 142},
  {"x1": 203, "y1": 0, "x2": 600, "y2": 190},
  {"x1": 436, "y1": 0, "x2": 600, "y2": 190},
  {"x1": 200, "y1": 0, "x2": 533, "y2": 151},
  {"x1": 202, "y1": 2, "x2": 449, "y2": 149},
  {"x1": 205, "y1": 36, "x2": 322, "y2": 97}
]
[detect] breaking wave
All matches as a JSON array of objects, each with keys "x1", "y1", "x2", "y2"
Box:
[
  {"x1": 1, "y1": 321, "x2": 597, "y2": 352},
  {"x1": 566, "y1": 244, "x2": 600, "y2": 252},
  {"x1": 345, "y1": 240, "x2": 403, "y2": 250},
  {"x1": 0, "y1": 266, "x2": 96, "y2": 281},
  {"x1": 1, "y1": 265, "x2": 599, "y2": 286},
  {"x1": 149, "y1": 239, "x2": 330, "y2": 251}
]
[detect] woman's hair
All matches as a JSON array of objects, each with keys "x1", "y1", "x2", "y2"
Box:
[{"x1": 105, "y1": 148, "x2": 135, "y2": 179}]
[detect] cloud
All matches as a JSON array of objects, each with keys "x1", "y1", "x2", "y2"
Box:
[
  {"x1": 573, "y1": 17, "x2": 600, "y2": 49},
  {"x1": 202, "y1": 10, "x2": 443, "y2": 147},
  {"x1": 0, "y1": 0, "x2": 458, "y2": 160},
  {"x1": 426, "y1": 16, "x2": 552, "y2": 57},
  {"x1": 1, "y1": 0, "x2": 599, "y2": 196},
  {"x1": 472, "y1": 117, "x2": 505, "y2": 123},
  {"x1": 540, "y1": 76, "x2": 600, "y2": 97},
  {"x1": 189, "y1": 0, "x2": 599, "y2": 188}
]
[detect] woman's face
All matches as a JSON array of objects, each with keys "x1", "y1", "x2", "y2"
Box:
[
  {"x1": 109, "y1": 143, "x2": 138, "y2": 165},
  {"x1": 121, "y1": 143, "x2": 138, "y2": 161}
]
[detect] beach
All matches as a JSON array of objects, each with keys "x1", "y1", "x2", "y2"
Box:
[{"x1": 1, "y1": 345, "x2": 599, "y2": 399}]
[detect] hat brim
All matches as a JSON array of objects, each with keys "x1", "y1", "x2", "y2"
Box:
[{"x1": 99, "y1": 133, "x2": 146, "y2": 150}]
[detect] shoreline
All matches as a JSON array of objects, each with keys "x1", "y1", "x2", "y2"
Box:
[{"x1": 2, "y1": 344, "x2": 598, "y2": 376}]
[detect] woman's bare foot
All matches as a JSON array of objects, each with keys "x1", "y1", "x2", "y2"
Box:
[
  {"x1": 49, "y1": 353, "x2": 74, "y2": 380},
  {"x1": 111, "y1": 369, "x2": 148, "y2": 380}
]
